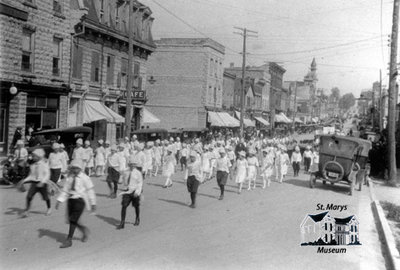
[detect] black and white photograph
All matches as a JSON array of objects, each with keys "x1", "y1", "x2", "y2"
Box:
[{"x1": 0, "y1": 0, "x2": 400, "y2": 269}]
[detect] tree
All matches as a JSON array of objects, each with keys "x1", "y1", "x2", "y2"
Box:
[
  {"x1": 329, "y1": 87, "x2": 341, "y2": 102},
  {"x1": 339, "y1": 93, "x2": 356, "y2": 111}
]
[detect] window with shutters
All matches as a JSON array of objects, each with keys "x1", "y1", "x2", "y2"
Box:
[
  {"x1": 91, "y1": 51, "x2": 100, "y2": 82},
  {"x1": 133, "y1": 61, "x2": 140, "y2": 89},
  {"x1": 106, "y1": 55, "x2": 114, "y2": 85},
  {"x1": 121, "y1": 58, "x2": 128, "y2": 89},
  {"x1": 72, "y1": 44, "x2": 83, "y2": 79},
  {"x1": 52, "y1": 38, "x2": 62, "y2": 76},
  {"x1": 21, "y1": 29, "x2": 34, "y2": 72}
]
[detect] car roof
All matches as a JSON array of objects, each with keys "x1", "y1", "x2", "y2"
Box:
[
  {"x1": 32, "y1": 126, "x2": 92, "y2": 135},
  {"x1": 133, "y1": 128, "x2": 168, "y2": 134}
]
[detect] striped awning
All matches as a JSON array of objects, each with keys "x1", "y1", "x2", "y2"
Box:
[{"x1": 254, "y1": 116, "x2": 270, "y2": 126}]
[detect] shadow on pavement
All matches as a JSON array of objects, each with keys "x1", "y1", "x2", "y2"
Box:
[
  {"x1": 37, "y1": 228, "x2": 79, "y2": 243},
  {"x1": 4, "y1": 207, "x2": 43, "y2": 216},
  {"x1": 96, "y1": 214, "x2": 120, "y2": 226},
  {"x1": 212, "y1": 187, "x2": 237, "y2": 194},
  {"x1": 158, "y1": 198, "x2": 188, "y2": 207},
  {"x1": 197, "y1": 193, "x2": 217, "y2": 199},
  {"x1": 284, "y1": 179, "x2": 353, "y2": 195},
  {"x1": 146, "y1": 183, "x2": 165, "y2": 188},
  {"x1": 96, "y1": 193, "x2": 110, "y2": 198}
]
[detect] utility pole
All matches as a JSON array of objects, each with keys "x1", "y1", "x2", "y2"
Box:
[
  {"x1": 125, "y1": 0, "x2": 134, "y2": 138},
  {"x1": 388, "y1": 0, "x2": 398, "y2": 185},
  {"x1": 372, "y1": 82, "x2": 375, "y2": 129},
  {"x1": 379, "y1": 69, "x2": 383, "y2": 131},
  {"x1": 233, "y1": 27, "x2": 257, "y2": 139},
  {"x1": 292, "y1": 82, "x2": 298, "y2": 129}
]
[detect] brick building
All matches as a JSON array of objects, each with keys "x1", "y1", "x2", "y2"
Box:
[
  {"x1": 224, "y1": 64, "x2": 271, "y2": 126},
  {"x1": 68, "y1": 0, "x2": 156, "y2": 143},
  {"x1": 146, "y1": 38, "x2": 227, "y2": 130},
  {"x1": 0, "y1": 0, "x2": 72, "y2": 155}
]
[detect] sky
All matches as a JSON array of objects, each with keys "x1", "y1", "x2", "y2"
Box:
[{"x1": 140, "y1": 0, "x2": 395, "y2": 97}]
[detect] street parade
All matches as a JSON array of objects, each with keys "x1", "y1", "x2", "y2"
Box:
[{"x1": 1, "y1": 0, "x2": 400, "y2": 269}]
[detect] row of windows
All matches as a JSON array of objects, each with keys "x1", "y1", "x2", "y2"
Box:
[
  {"x1": 25, "y1": 0, "x2": 64, "y2": 14},
  {"x1": 21, "y1": 29, "x2": 63, "y2": 76},
  {"x1": 72, "y1": 44, "x2": 142, "y2": 89},
  {"x1": 209, "y1": 58, "x2": 223, "y2": 78}
]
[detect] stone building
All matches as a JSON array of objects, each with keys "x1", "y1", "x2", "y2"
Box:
[
  {"x1": 0, "y1": 0, "x2": 72, "y2": 155},
  {"x1": 146, "y1": 38, "x2": 230, "y2": 130},
  {"x1": 68, "y1": 0, "x2": 156, "y2": 143}
]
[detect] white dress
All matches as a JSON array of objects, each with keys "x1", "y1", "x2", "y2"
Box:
[
  {"x1": 247, "y1": 156, "x2": 259, "y2": 181},
  {"x1": 143, "y1": 148, "x2": 153, "y2": 172},
  {"x1": 261, "y1": 154, "x2": 274, "y2": 178},
  {"x1": 235, "y1": 159, "x2": 248, "y2": 184},
  {"x1": 202, "y1": 152, "x2": 212, "y2": 173},
  {"x1": 163, "y1": 154, "x2": 176, "y2": 177},
  {"x1": 95, "y1": 146, "x2": 106, "y2": 167},
  {"x1": 153, "y1": 146, "x2": 162, "y2": 166}
]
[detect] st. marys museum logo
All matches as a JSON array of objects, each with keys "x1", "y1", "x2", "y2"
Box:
[{"x1": 300, "y1": 211, "x2": 361, "y2": 253}]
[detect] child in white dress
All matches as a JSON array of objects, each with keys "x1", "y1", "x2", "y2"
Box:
[
  {"x1": 261, "y1": 148, "x2": 274, "y2": 188},
  {"x1": 247, "y1": 150, "x2": 259, "y2": 190},
  {"x1": 234, "y1": 151, "x2": 248, "y2": 194}
]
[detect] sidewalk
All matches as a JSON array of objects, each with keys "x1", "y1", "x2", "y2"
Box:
[{"x1": 370, "y1": 171, "x2": 400, "y2": 270}]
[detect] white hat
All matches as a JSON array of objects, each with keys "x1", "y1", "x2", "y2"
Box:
[
  {"x1": 70, "y1": 159, "x2": 83, "y2": 170},
  {"x1": 295, "y1": 146, "x2": 300, "y2": 151},
  {"x1": 52, "y1": 143, "x2": 60, "y2": 149},
  {"x1": 98, "y1": 139, "x2": 104, "y2": 144},
  {"x1": 118, "y1": 143, "x2": 125, "y2": 149},
  {"x1": 16, "y1": 140, "x2": 24, "y2": 145},
  {"x1": 169, "y1": 137, "x2": 174, "y2": 142},
  {"x1": 105, "y1": 140, "x2": 110, "y2": 145},
  {"x1": 138, "y1": 143, "x2": 145, "y2": 150},
  {"x1": 128, "y1": 156, "x2": 139, "y2": 166},
  {"x1": 84, "y1": 140, "x2": 90, "y2": 146},
  {"x1": 167, "y1": 145, "x2": 173, "y2": 152},
  {"x1": 155, "y1": 139, "x2": 161, "y2": 144},
  {"x1": 76, "y1": 138, "x2": 83, "y2": 145},
  {"x1": 60, "y1": 143, "x2": 65, "y2": 149},
  {"x1": 176, "y1": 137, "x2": 180, "y2": 141},
  {"x1": 219, "y1": 149, "x2": 226, "y2": 154},
  {"x1": 239, "y1": 151, "x2": 246, "y2": 157},
  {"x1": 125, "y1": 136, "x2": 129, "y2": 140},
  {"x1": 132, "y1": 135, "x2": 137, "y2": 139},
  {"x1": 249, "y1": 149, "x2": 256, "y2": 155},
  {"x1": 32, "y1": 148, "x2": 45, "y2": 158}
]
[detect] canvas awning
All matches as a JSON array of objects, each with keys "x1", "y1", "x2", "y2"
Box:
[
  {"x1": 219, "y1": 112, "x2": 240, "y2": 127},
  {"x1": 142, "y1": 107, "x2": 160, "y2": 124},
  {"x1": 294, "y1": 117, "x2": 304, "y2": 124},
  {"x1": 254, "y1": 116, "x2": 270, "y2": 126},
  {"x1": 83, "y1": 100, "x2": 125, "y2": 124},
  {"x1": 208, "y1": 111, "x2": 240, "y2": 127},
  {"x1": 275, "y1": 112, "x2": 292, "y2": 124},
  {"x1": 234, "y1": 111, "x2": 255, "y2": 127}
]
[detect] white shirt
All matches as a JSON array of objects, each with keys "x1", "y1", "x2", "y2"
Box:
[
  {"x1": 14, "y1": 148, "x2": 28, "y2": 161},
  {"x1": 57, "y1": 172, "x2": 96, "y2": 210},
  {"x1": 107, "y1": 153, "x2": 124, "y2": 172},
  {"x1": 25, "y1": 160, "x2": 50, "y2": 184},
  {"x1": 131, "y1": 151, "x2": 146, "y2": 168},
  {"x1": 72, "y1": 146, "x2": 86, "y2": 161},
  {"x1": 291, "y1": 152, "x2": 302, "y2": 163},
  {"x1": 186, "y1": 159, "x2": 202, "y2": 180},
  {"x1": 125, "y1": 168, "x2": 143, "y2": 196},
  {"x1": 49, "y1": 152, "x2": 64, "y2": 169},
  {"x1": 215, "y1": 156, "x2": 231, "y2": 173}
]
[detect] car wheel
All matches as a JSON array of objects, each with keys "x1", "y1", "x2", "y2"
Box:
[{"x1": 322, "y1": 180, "x2": 326, "y2": 185}]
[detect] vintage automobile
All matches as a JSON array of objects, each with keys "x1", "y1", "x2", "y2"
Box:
[
  {"x1": 28, "y1": 126, "x2": 92, "y2": 158},
  {"x1": 309, "y1": 135, "x2": 372, "y2": 195},
  {"x1": 132, "y1": 128, "x2": 169, "y2": 142}
]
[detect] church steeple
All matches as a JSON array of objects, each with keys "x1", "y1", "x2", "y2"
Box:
[{"x1": 311, "y1": 58, "x2": 316, "y2": 72}]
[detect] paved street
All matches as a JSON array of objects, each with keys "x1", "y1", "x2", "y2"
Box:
[{"x1": 0, "y1": 166, "x2": 386, "y2": 270}]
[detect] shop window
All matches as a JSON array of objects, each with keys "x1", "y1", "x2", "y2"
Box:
[
  {"x1": 27, "y1": 96, "x2": 36, "y2": 107},
  {"x1": 21, "y1": 29, "x2": 34, "y2": 72},
  {"x1": 52, "y1": 37, "x2": 62, "y2": 76},
  {"x1": 36, "y1": 96, "x2": 47, "y2": 108},
  {"x1": 47, "y1": 97, "x2": 58, "y2": 109}
]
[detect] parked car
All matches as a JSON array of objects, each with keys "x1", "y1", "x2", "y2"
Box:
[
  {"x1": 132, "y1": 128, "x2": 169, "y2": 142},
  {"x1": 28, "y1": 126, "x2": 92, "y2": 158},
  {"x1": 309, "y1": 135, "x2": 372, "y2": 195}
]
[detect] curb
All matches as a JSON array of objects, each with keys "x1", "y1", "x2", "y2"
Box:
[{"x1": 369, "y1": 181, "x2": 400, "y2": 270}]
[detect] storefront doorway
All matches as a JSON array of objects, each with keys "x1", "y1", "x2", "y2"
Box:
[{"x1": 26, "y1": 95, "x2": 59, "y2": 131}]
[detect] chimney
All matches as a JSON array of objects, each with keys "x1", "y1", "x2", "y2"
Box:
[{"x1": 230, "y1": 62, "x2": 234, "y2": 68}]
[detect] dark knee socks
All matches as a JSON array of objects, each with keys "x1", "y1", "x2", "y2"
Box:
[
  {"x1": 220, "y1": 185, "x2": 224, "y2": 196},
  {"x1": 120, "y1": 206, "x2": 127, "y2": 223},
  {"x1": 46, "y1": 200, "x2": 51, "y2": 209},
  {"x1": 190, "y1": 192, "x2": 196, "y2": 205}
]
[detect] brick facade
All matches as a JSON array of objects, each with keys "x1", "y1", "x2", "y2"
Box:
[
  {"x1": 0, "y1": 0, "x2": 72, "y2": 155},
  {"x1": 146, "y1": 38, "x2": 225, "y2": 130}
]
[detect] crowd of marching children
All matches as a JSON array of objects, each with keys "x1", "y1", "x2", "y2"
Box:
[{"x1": 13, "y1": 132, "x2": 320, "y2": 248}]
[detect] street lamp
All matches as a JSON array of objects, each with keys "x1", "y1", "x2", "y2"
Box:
[{"x1": 9, "y1": 84, "x2": 17, "y2": 95}]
